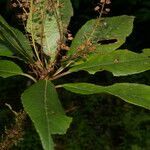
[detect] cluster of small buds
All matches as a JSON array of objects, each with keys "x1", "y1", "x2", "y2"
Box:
[
  {"x1": 60, "y1": 43, "x2": 70, "y2": 51},
  {"x1": 11, "y1": 0, "x2": 30, "y2": 9},
  {"x1": 10, "y1": 0, "x2": 30, "y2": 22},
  {"x1": 67, "y1": 33, "x2": 73, "y2": 41},
  {"x1": 100, "y1": 0, "x2": 111, "y2": 4},
  {"x1": 61, "y1": 39, "x2": 96, "y2": 63},
  {"x1": 94, "y1": 0, "x2": 111, "y2": 14},
  {"x1": 69, "y1": 40, "x2": 96, "y2": 61}
]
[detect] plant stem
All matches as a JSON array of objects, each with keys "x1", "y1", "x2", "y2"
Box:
[
  {"x1": 50, "y1": 71, "x2": 70, "y2": 80},
  {"x1": 21, "y1": 73, "x2": 37, "y2": 82},
  {"x1": 29, "y1": 0, "x2": 42, "y2": 63},
  {"x1": 53, "y1": 61, "x2": 73, "y2": 76}
]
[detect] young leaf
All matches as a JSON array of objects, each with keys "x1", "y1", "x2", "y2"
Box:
[
  {"x1": 0, "y1": 16, "x2": 34, "y2": 63},
  {"x1": 27, "y1": 0, "x2": 73, "y2": 61},
  {"x1": 21, "y1": 80, "x2": 72, "y2": 150},
  {"x1": 61, "y1": 83, "x2": 150, "y2": 109},
  {"x1": 69, "y1": 50, "x2": 150, "y2": 76},
  {"x1": 68, "y1": 15, "x2": 134, "y2": 57},
  {"x1": 0, "y1": 60, "x2": 22, "y2": 77}
]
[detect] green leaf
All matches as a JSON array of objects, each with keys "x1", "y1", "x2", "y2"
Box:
[
  {"x1": 68, "y1": 15, "x2": 134, "y2": 57},
  {"x1": 0, "y1": 60, "x2": 36, "y2": 82},
  {"x1": 69, "y1": 50, "x2": 150, "y2": 76},
  {"x1": 0, "y1": 42, "x2": 13, "y2": 56},
  {"x1": 0, "y1": 60, "x2": 22, "y2": 77},
  {"x1": 143, "y1": 48, "x2": 150, "y2": 56},
  {"x1": 27, "y1": 0, "x2": 73, "y2": 61},
  {"x1": 61, "y1": 83, "x2": 150, "y2": 109},
  {"x1": 0, "y1": 16, "x2": 34, "y2": 63},
  {"x1": 22, "y1": 80, "x2": 72, "y2": 150}
]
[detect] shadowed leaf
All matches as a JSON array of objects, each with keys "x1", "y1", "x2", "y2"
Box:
[{"x1": 61, "y1": 83, "x2": 150, "y2": 109}]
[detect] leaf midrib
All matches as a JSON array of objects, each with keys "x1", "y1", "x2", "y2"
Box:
[
  {"x1": 71, "y1": 57, "x2": 150, "y2": 71},
  {"x1": 64, "y1": 84, "x2": 104, "y2": 93},
  {"x1": 44, "y1": 80, "x2": 51, "y2": 150},
  {"x1": 63, "y1": 84, "x2": 150, "y2": 109},
  {"x1": 0, "y1": 70, "x2": 21, "y2": 75}
]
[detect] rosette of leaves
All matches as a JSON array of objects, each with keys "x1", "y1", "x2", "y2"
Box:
[{"x1": 0, "y1": 0, "x2": 150, "y2": 149}]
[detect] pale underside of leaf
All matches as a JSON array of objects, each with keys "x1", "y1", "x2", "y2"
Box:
[
  {"x1": 21, "y1": 80, "x2": 72, "y2": 150},
  {"x1": 27, "y1": 0, "x2": 73, "y2": 62},
  {"x1": 61, "y1": 83, "x2": 150, "y2": 109},
  {"x1": 69, "y1": 50, "x2": 150, "y2": 76}
]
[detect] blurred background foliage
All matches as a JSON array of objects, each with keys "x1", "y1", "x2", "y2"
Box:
[{"x1": 0, "y1": 0, "x2": 150, "y2": 149}]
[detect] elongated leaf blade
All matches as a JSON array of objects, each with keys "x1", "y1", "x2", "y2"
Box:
[
  {"x1": 68, "y1": 15, "x2": 134, "y2": 58},
  {"x1": 70, "y1": 50, "x2": 150, "y2": 76},
  {"x1": 61, "y1": 83, "x2": 150, "y2": 109},
  {"x1": 22, "y1": 80, "x2": 72, "y2": 150},
  {"x1": 0, "y1": 60, "x2": 22, "y2": 77},
  {"x1": 27, "y1": 0, "x2": 73, "y2": 61},
  {"x1": 0, "y1": 16, "x2": 34, "y2": 63}
]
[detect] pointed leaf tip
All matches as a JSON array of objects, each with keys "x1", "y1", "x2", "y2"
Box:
[{"x1": 21, "y1": 80, "x2": 72, "y2": 150}]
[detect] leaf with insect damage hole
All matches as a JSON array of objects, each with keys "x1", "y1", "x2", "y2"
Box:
[
  {"x1": 27, "y1": 0, "x2": 73, "y2": 62},
  {"x1": 61, "y1": 83, "x2": 150, "y2": 110},
  {"x1": 68, "y1": 15, "x2": 134, "y2": 60},
  {"x1": 22, "y1": 80, "x2": 72, "y2": 150},
  {"x1": 69, "y1": 50, "x2": 150, "y2": 76}
]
